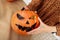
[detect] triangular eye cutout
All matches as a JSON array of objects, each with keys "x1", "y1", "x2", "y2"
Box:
[{"x1": 17, "y1": 13, "x2": 24, "y2": 20}]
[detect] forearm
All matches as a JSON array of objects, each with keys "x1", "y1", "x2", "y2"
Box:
[{"x1": 27, "y1": 0, "x2": 42, "y2": 11}]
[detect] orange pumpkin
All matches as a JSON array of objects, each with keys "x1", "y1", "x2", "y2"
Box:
[{"x1": 11, "y1": 10, "x2": 40, "y2": 35}]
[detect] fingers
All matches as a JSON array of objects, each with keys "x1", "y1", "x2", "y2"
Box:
[{"x1": 21, "y1": 6, "x2": 30, "y2": 11}]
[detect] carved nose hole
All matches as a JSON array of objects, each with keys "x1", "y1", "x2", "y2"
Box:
[{"x1": 26, "y1": 21, "x2": 29, "y2": 24}]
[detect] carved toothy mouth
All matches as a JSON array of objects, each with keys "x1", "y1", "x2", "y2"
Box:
[{"x1": 16, "y1": 23, "x2": 36, "y2": 32}]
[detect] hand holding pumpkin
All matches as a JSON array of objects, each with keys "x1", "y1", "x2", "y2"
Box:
[
  {"x1": 11, "y1": 10, "x2": 40, "y2": 35},
  {"x1": 22, "y1": 7, "x2": 56, "y2": 35},
  {"x1": 11, "y1": 7, "x2": 56, "y2": 35},
  {"x1": 27, "y1": 18, "x2": 56, "y2": 35}
]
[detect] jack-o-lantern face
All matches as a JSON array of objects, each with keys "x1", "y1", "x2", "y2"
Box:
[{"x1": 11, "y1": 10, "x2": 40, "y2": 35}]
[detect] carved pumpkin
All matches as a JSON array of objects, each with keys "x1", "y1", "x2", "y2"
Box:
[{"x1": 11, "y1": 10, "x2": 40, "y2": 35}]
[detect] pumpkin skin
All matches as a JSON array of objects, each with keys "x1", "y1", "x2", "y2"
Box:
[{"x1": 11, "y1": 10, "x2": 40, "y2": 35}]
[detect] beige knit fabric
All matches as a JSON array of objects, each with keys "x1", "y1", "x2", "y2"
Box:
[{"x1": 0, "y1": 0, "x2": 26, "y2": 40}]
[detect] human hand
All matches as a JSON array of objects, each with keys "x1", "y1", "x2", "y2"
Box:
[
  {"x1": 21, "y1": 6, "x2": 56, "y2": 35},
  {"x1": 27, "y1": 18, "x2": 56, "y2": 35}
]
